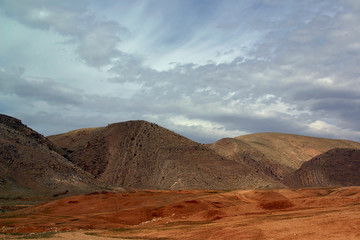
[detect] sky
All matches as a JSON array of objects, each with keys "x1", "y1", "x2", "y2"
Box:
[{"x1": 1, "y1": 0, "x2": 360, "y2": 143}]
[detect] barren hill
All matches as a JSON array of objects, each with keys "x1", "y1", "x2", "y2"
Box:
[
  {"x1": 0, "y1": 114, "x2": 103, "y2": 199},
  {"x1": 49, "y1": 121, "x2": 282, "y2": 190},
  {"x1": 208, "y1": 133, "x2": 360, "y2": 183},
  {"x1": 5, "y1": 113, "x2": 358, "y2": 194},
  {"x1": 284, "y1": 148, "x2": 360, "y2": 187}
]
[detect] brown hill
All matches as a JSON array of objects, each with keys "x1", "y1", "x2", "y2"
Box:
[
  {"x1": 284, "y1": 148, "x2": 360, "y2": 188},
  {"x1": 208, "y1": 133, "x2": 360, "y2": 183},
  {"x1": 0, "y1": 114, "x2": 103, "y2": 200},
  {"x1": 49, "y1": 121, "x2": 282, "y2": 190}
]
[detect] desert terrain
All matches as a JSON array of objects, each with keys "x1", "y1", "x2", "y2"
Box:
[
  {"x1": 1, "y1": 114, "x2": 360, "y2": 239},
  {"x1": 1, "y1": 186, "x2": 360, "y2": 239}
]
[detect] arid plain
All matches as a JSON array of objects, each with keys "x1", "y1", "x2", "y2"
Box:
[{"x1": 1, "y1": 187, "x2": 360, "y2": 239}]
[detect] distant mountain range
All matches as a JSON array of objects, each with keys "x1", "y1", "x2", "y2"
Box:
[{"x1": 1, "y1": 114, "x2": 360, "y2": 199}]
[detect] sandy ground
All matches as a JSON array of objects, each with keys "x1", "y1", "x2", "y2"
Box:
[{"x1": 1, "y1": 187, "x2": 360, "y2": 239}]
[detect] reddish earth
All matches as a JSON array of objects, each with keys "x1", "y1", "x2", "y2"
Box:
[{"x1": 1, "y1": 186, "x2": 360, "y2": 239}]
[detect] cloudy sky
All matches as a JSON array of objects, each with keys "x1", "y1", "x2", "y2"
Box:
[{"x1": 1, "y1": 0, "x2": 360, "y2": 143}]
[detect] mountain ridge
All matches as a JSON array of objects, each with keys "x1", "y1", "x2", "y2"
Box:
[
  {"x1": 2, "y1": 113, "x2": 360, "y2": 196},
  {"x1": 49, "y1": 120, "x2": 282, "y2": 190}
]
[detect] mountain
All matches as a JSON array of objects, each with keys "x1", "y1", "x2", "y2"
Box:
[
  {"x1": 0, "y1": 114, "x2": 103, "y2": 199},
  {"x1": 283, "y1": 148, "x2": 360, "y2": 187},
  {"x1": 3, "y1": 113, "x2": 359, "y2": 194},
  {"x1": 208, "y1": 133, "x2": 360, "y2": 183},
  {"x1": 49, "y1": 121, "x2": 282, "y2": 190}
]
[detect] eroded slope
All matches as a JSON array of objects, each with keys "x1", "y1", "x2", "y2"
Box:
[{"x1": 49, "y1": 121, "x2": 281, "y2": 190}]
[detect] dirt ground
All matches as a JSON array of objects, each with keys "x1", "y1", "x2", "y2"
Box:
[{"x1": 1, "y1": 187, "x2": 359, "y2": 239}]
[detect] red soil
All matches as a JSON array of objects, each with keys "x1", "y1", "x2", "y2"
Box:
[{"x1": 1, "y1": 187, "x2": 360, "y2": 239}]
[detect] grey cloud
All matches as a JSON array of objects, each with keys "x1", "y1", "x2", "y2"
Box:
[
  {"x1": 0, "y1": 69, "x2": 83, "y2": 106},
  {"x1": 0, "y1": 0, "x2": 127, "y2": 67},
  {"x1": 2, "y1": 0, "x2": 360, "y2": 143},
  {"x1": 105, "y1": 1, "x2": 360, "y2": 142},
  {"x1": 14, "y1": 79, "x2": 83, "y2": 105},
  {"x1": 76, "y1": 21, "x2": 122, "y2": 67},
  {"x1": 108, "y1": 53, "x2": 148, "y2": 82},
  {"x1": 0, "y1": 68, "x2": 137, "y2": 135},
  {"x1": 0, "y1": 67, "x2": 141, "y2": 116},
  {"x1": 310, "y1": 99, "x2": 360, "y2": 131},
  {"x1": 0, "y1": 0, "x2": 87, "y2": 34},
  {"x1": 285, "y1": 85, "x2": 360, "y2": 102},
  {"x1": 342, "y1": 0, "x2": 360, "y2": 11}
]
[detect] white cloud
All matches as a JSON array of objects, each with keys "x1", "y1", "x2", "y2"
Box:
[
  {"x1": 308, "y1": 120, "x2": 360, "y2": 140},
  {"x1": 167, "y1": 115, "x2": 249, "y2": 142}
]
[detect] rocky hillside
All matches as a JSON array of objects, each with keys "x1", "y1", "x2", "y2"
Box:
[
  {"x1": 3, "y1": 113, "x2": 359, "y2": 194},
  {"x1": 49, "y1": 121, "x2": 282, "y2": 190},
  {"x1": 0, "y1": 114, "x2": 103, "y2": 199},
  {"x1": 208, "y1": 133, "x2": 360, "y2": 183},
  {"x1": 283, "y1": 148, "x2": 360, "y2": 187}
]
